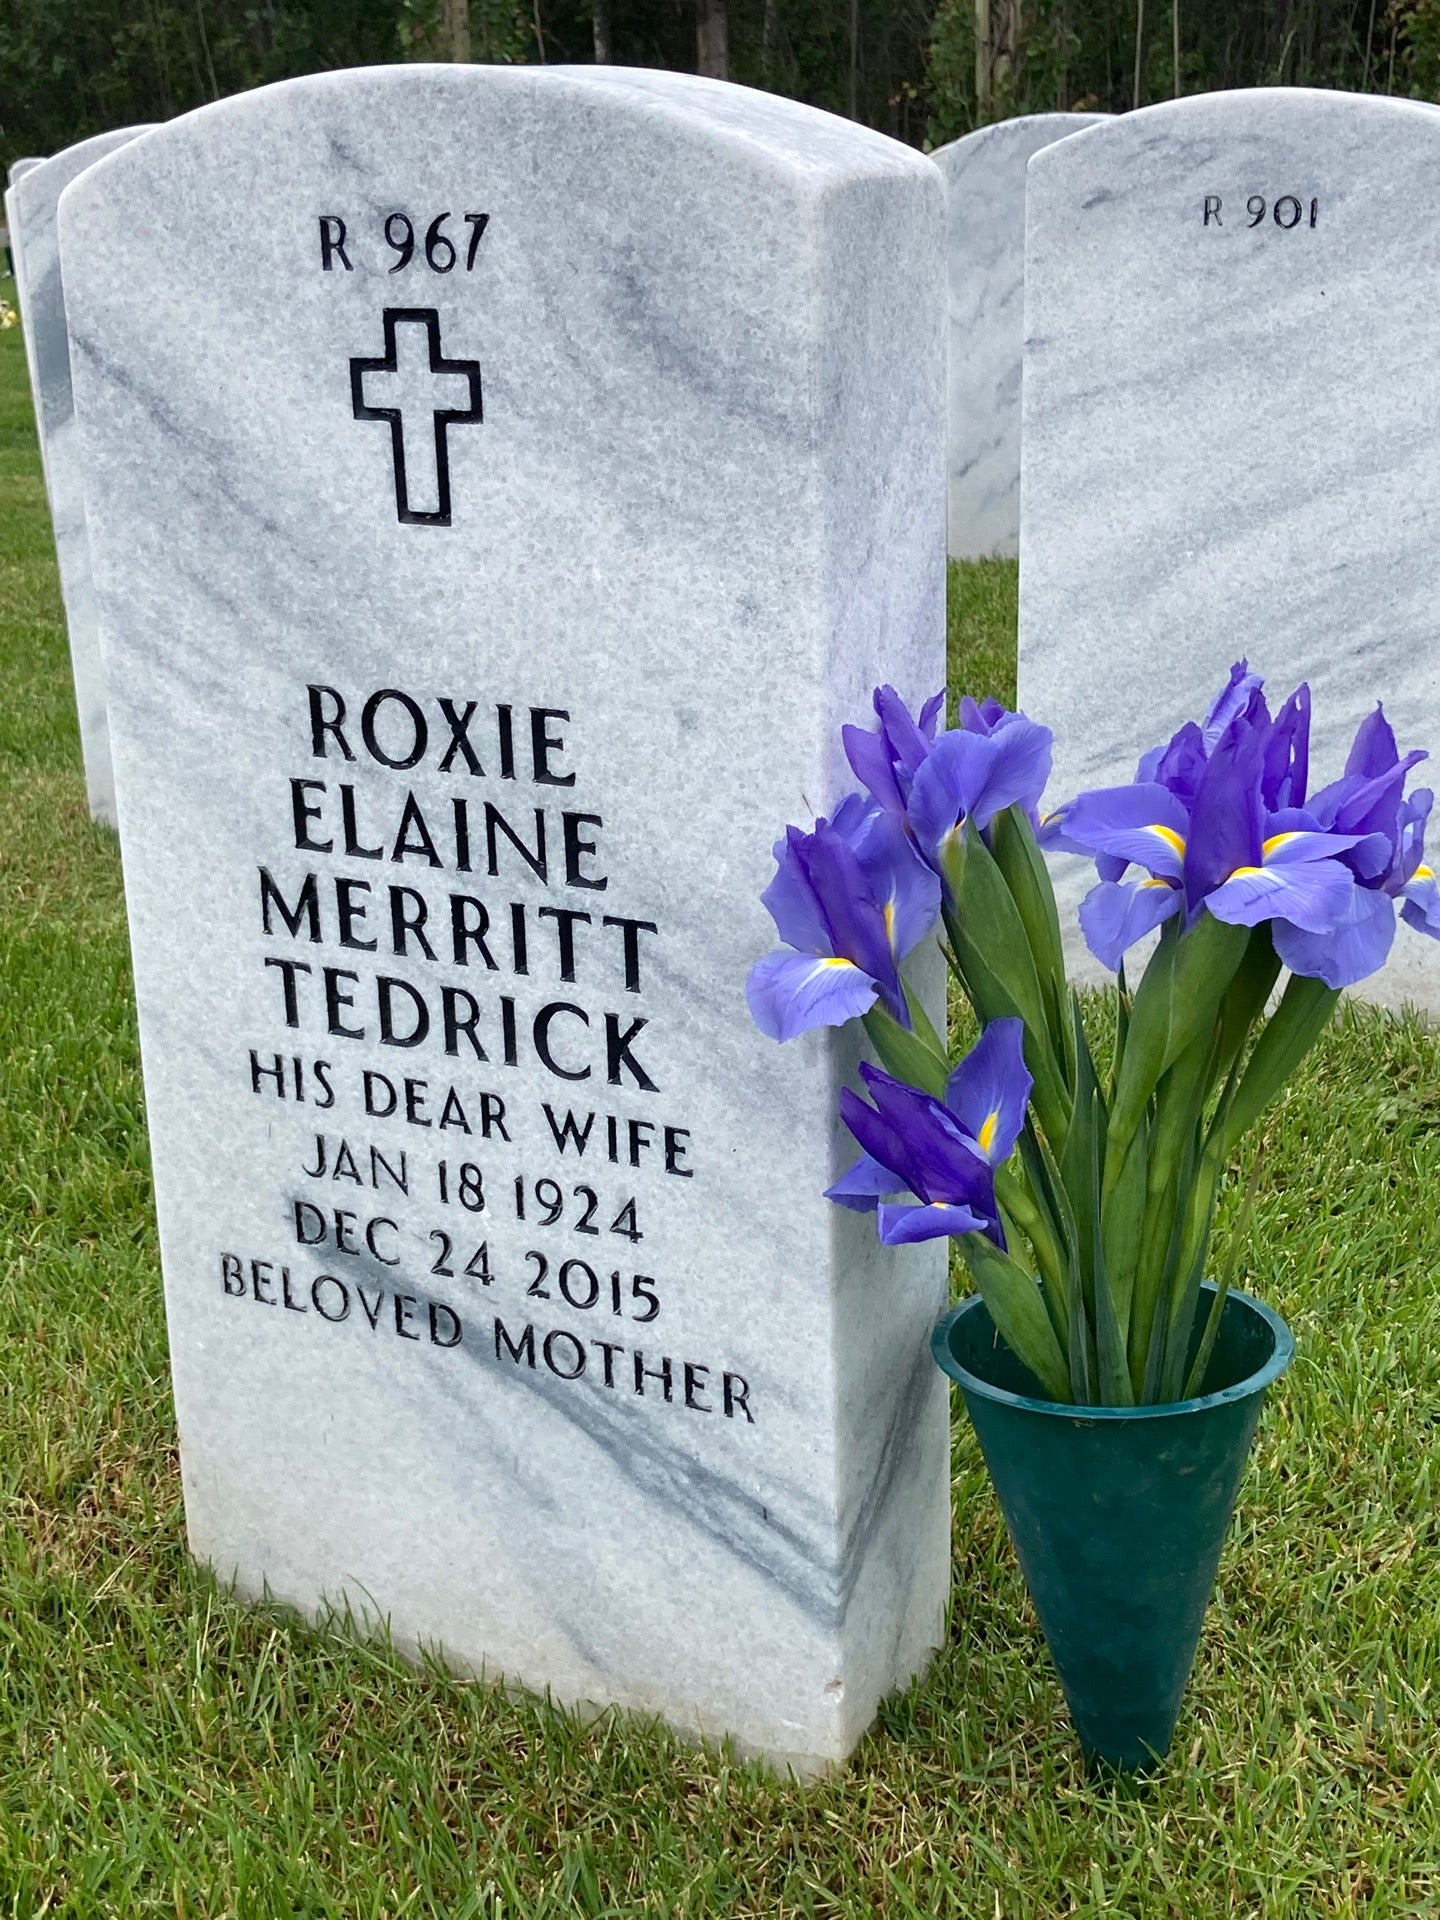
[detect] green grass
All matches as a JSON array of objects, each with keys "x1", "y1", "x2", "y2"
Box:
[
  {"x1": 4, "y1": 286, "x2": 1440, "y2": 1918},
  {"x1": 948, "y1": 555, "x2": 1019, "y2": 711}
]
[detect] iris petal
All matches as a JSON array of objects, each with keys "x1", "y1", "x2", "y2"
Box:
[
  {"x1": 1202, "y1": 660, "x2": 1267, "y2": 750},
  {"x1": 944, "y1": 1018, "x2": 1031, "y2": 1167},
  {"x1": 1344, "y1": 704, "x2": 1400, "y2": 782},
  {"x1": 877, "y1": 1200, "x2": 992, "y2": 1245},
  {"x1": 1077, "y1": 876, "x2": 1182, "y2": 972},
  {"x1": 1261, "y1": 828, "x2": 1369, "y2": 867},
  {"x1": 1183, "y1": 716, "x2": 1266, "y2": 910},
  {"x1": 1206, "y1": 857, "x2": 1354, "y2": 933},
  {"x1": 838, "y1": 1062, "x2": 1001, "y2": 1237},
  {"x1": 1274, "y1": 885, "x2": 1396, "y2": 988},
  {"x1": 1139, "y1": 720, "x2": 1208, "y2": 811},
  {"x1": 1401, "y1": 867, "x2": 1440, "y2": 938},
  {"x1": 873, "y1": 684, "x2": 937, "y2": 775},
  {"x1": 842, "y1": 722, "x2": 906, "y2": 815},
  {"x1": 1058, "y1": 782, "x2": 1190, "y2": 879},
  {"x1": 908, "y1": 717, "x2": 1053, "y2": 853},
  {"x1": 847, "y1": 807, "x2": 942, "y2": 961},
  {"x1": 825, "y1": 1150, "x2": 901, "y2": 1212},
  {"x1": 745, "y1": 951, "x2": 878, "y2": 1042}
]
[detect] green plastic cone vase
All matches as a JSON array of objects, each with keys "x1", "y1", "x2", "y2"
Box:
[{"x1": 932, "y1": 1285, "x2": 1293, "y2": 1771}]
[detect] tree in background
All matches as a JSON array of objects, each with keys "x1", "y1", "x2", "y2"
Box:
[{"x1": 0, "y1": 0, "x2": 1434, "y2": 170}]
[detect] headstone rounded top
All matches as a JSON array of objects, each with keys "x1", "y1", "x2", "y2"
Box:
[
  {"x1": 551, "y1": 64, "x2": 935, "y2": 176},
  {"x1": 1028, "y1": 85, "x2": 1440, "y2": 192},
  {"x1": 10, "y1": 127, "x2": 156, "y2": 216},
  {"x1": 63, "y1": 65, "x2": 934, "y2": 217},
  {"x1": 930, "y1": 110, "x2": 1109, "y2": 180},
  {"x1": 7, "y1": 156, "x2": 44, "y2": 187}
]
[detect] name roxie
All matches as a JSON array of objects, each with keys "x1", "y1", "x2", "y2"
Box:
[{"x1": 289, "y1": 684, "x2": 609, "y2": 891}]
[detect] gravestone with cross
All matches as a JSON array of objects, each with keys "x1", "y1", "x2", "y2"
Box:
[
  {"x1": 6, "y1": 126, "x2": 154, "y2": 826},
  {"x1": 58, "y1": 65, "x2": 948, "y2": 1771},
  {"x1": 930, "y1": 111, "x2": 1107, "y2": 561},
  {"x1": 1018, "y1": 88, "x2": 1440, "y2": 1007}
]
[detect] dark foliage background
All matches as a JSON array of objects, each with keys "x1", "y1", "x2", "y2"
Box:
[{"x1": 2, "y1": 0, "x2": 1438, "y2": 179}]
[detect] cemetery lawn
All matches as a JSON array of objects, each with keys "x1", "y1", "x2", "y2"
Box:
[{"x1": 4, "y1": 304, "x2": 1440, "y2": 1920}]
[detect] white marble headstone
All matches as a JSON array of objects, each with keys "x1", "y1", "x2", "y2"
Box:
[
  {"x1": 7, "y1": 127, "x2": 153, "y2": 827},
  {"x1": 60, "y1": 65, "x2": 950, "y2": 1771},
  {"x1": 7, "y1": 157, "x2": 44, "y2": 187},
  {"x1": 932, "y1": 112, "x2": 1106, "y2": 561},
  {"x1": 1019, "y1": 89, "x2": 1440, "y2": 1007}
]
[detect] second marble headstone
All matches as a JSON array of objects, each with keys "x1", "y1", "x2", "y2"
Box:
[
  {"x1": 61, "y1": 65, "x2": 949, "y2": 1771},
  {"x1": 7, "y1": 126, "x2": 154, "y2": 826},
  {"x1": 1019, "y1": 89, "x2": 1440, "y2": 1006},
  {"x1": 931, "y1": 112, "x2": 1106, "y2": 561}
]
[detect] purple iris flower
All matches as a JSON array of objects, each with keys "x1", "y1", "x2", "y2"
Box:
[
  {"x1": 907, "y1": 705, "x2": 1054, "y2": 873},
  {"x1": 1200, "y1": 658, "x2": 1266, "y2": 752},
  {"x1": 843, "y1": 684, "x2": 945, "y2": 816},
  {"x1": 826, "y1": 1019, "x2": 1032, "y2": 1246},
  {"x1": 746, "y1": 795, "x2": 941, "y2": 1042},
  {"x1": 1398, "y1": 792, "x2": 1440, "y2": 937},
  {"x1": 1057, "y1": 663, "x2": 1367, "y2": 973},
  {"x1": 1271, "y1": 704, "x2": 1438, "y2": 986}
]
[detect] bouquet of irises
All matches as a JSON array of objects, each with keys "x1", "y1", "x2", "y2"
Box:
[{"x1": 748, "y1": 665, "x2": 1440, "y2": 1407}]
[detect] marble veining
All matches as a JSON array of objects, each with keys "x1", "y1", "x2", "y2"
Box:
[
  {"x1": 60, "y1": 65, "x2": 949, "y2": 1771},
  {"x1": 931, "y1": 113, "x2": 1106, "y2": 561},
  {"x1": 7, "y1": 126, "x2": 154, "y2": 827},
  {"x1": 1018, "y1": 89, "x2": 1440, "y2": 1007}
]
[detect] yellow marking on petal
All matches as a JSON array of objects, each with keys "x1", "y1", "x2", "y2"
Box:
[
  {"x1": 818, "y1": 956, "x2": 858, "y2": 970},
  {"x1": 1417, "y1": 863, "x2": 1435, "y2": 881},
  {"x1": 1140, "y1": 876, "x2": 1175, "y2": 890},
  {"x1": 1227, "y1": 864, "x2": 1267, "y2": 880},
  {"x1": 1149, "y1": 824, "x2": 1186, "y2": 856},
  {"x1": 977, "y1": 1110, "x2": 999, "y2": 1156},
  {"x1": 884, "y1": 898, "x2": 898, "y2": 950},
  {"x1": 1262, "y1": 831, "x2": 1301, "y2": 858}
]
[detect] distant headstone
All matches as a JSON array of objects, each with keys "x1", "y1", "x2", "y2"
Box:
[
  {"x1": 932, "y1": 112, "x2": 1106, "y2": 560},
  {"x1": 60, "y1": 66, "x2": 949, "y2": 1771},
  {"x1": 8, "y1": 157, "x2": 44, "y2": 187},
  {"x1": 1019, "y1": 88, "x2": 1440, "y2": 1007},
  {"x1": 7, "y1": 127, "x2": 153, "y2": 827}
]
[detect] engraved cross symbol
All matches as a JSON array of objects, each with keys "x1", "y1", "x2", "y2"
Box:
[{"x1": 350, "y1": 308, "x2": 482, "y2": 527}]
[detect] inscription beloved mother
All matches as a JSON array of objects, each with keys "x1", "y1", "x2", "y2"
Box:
[{"x1": 231, "y1": 672, "x2": 742, "y2": 1423}]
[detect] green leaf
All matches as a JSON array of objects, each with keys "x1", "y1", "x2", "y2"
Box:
[
  {"x1": 957, "y1": 1232, "x2": 1072, "y2": 1403},
  {"x1": 902, "y1": 969, "x2": 949, "y2": 1067},
  {"x1": 861, "y1": 1004, "x2": 949, "y2": 1099},
  {"x1": 1178, "y1": 1148, "x2": 1266, "y2": 1400},
  {"x1": 1058, "y1": 1002, "x2": 1101, "y2": 1307},
  {"x1": 1086, "y1": 1089, "x2": 1133, "y2": 1405},
  {"x1": 1029, "y1": 1121, "x2": 1090, "y2": 1405},
  {"x1": 1126, "y1": 1028, "x2": 1215, "y2": 1392},
  {"x1": 1099, "y1": 1119, "x2": 1146, "y2": 1334},
  {"x1": 941, "y1": 824, "x2": 1072, "y2": 1146},
  {"x1": 1216, "y1": 973, "x2": 1341, "y2": 1156},
  {"x1": 994, "y1": 1161, "x2": 1067, "y2": 1324},
  {"x1": 1105, "y1": 912, "x2": 1247, "y2": 1194},
  {"x1": 1158, "y1": 1146, "x2": 1225, "y2": 1401},
  {"x1": 989, "y1": 804, "x2": 1073, "y2": 1076},
  {"x1": 1216, "y1": 926, "x2": 1282, "y2": 1078}
]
